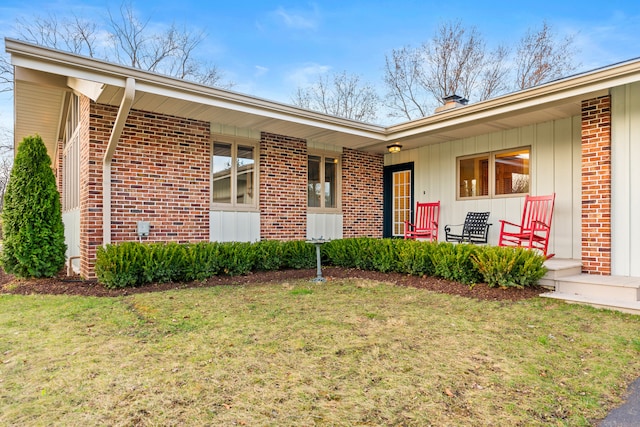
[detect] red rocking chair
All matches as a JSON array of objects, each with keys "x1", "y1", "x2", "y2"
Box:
[
  {"x1": 498, "y1": 193, "x2": 556, "y2": 258},
  {"x1": 404, "y1": 201, "x2": 440, "y2": 241}
]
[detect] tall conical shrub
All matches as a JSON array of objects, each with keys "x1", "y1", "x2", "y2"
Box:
[{"x1": 1, "y1": 135, "x2": 66, "y2": 277}]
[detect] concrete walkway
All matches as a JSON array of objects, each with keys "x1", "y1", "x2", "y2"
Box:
[{"x1": 599, "y1": 377, "x2": 640, "y2": 426}]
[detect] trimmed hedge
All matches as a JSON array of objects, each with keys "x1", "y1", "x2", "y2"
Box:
[
  {"x1": 96, "y1": 240, "x2": 317, "y2": 289},
  {"x1": 95, "y1": 238, "x2": 547, "y2": 290}
]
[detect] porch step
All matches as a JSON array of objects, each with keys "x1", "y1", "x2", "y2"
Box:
[
  {"x1": 539, "y1": 259, "x2": 583, "y2": 288},
  {"x1": 537, "y1": 259, "x2": 640, "y2": 315},
  {"x1": 540, "y1": 291, "x2": 640, "y2": 316},
  {"x1": 540, "y1": 273, "x2": 640, "y2": 315}
]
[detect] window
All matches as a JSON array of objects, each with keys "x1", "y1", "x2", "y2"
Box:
[
  {"x1": 459, "y1": 155, "x2": 489, "y2": 198},
  {"x1": 494, "y1": 149, "x2": 530, "y2": 195},
  {"x1": 308, "y1": 153, "x2": 340, "y2": 211},
  {"x1": 211, "y1": 139, "x2": 258, "y2": 208},
  {"x1": 457, "y1": 147, "x2": 530, "y2": 199}
]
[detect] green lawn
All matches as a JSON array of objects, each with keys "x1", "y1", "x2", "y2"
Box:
[{"x1": 1, "y1": 278, "x2": 639, "y2": 426}]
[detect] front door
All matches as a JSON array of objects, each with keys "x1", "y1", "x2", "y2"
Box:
[{"x1": 383, "y1": 162, "x2": 414, "y2": 238}]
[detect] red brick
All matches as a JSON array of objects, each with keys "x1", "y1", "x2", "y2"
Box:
[{"x1": 581, "y1": 96, "x2": 611, "y2": 275}]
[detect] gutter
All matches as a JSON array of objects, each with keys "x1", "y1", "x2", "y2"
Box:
[{"x1": 103, "y1": 77, "x2": 135, "y2": 245}]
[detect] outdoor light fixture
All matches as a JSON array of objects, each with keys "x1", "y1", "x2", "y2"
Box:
[{"x1": 387, "y1": 143, "x2": 402, "y2": 153}]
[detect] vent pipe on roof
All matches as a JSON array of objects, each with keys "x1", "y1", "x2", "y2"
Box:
[{"x1": 434, "y1": 94, "x2": 468, "y2": 113}]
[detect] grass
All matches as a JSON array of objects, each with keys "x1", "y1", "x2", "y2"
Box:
[{"x1": 1, "y1": 278, "x2": 639, "y2": 426}]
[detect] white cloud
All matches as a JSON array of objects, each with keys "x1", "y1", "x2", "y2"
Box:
[
  {"x1": 271, "y1": 4, "x2": 320, "y2": 30},
  {"x1": 563, "y1": 11, "x2": 640, "y2": 69},
  {"x1": 254, "y1": 65, "x2": 269, "y2": 77},
  {"x1": 286, "y1": 63, "x2": 331, "y2": 87}
]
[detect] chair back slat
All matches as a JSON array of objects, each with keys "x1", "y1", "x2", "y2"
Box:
[
  {"x1": 415, "y1": 202, "x2": 439, "y2": 230},
  {"x1": 498, "y1": 193, "x2": 555, "y2": 258},
  {"x1": 404, "y1": 201, "x2": 440, "y2": 241},
  {"x1": 521, "y1": 194, "x2": 555, "y2": 232}
]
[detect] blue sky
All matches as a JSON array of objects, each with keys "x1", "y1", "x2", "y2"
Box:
[{"x1": 2, "y1": 0, "x2": 640, "y2": 128}]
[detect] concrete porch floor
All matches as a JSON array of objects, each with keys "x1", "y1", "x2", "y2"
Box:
[{"x1": 539, "y1": 259, "x2": 640, "y2": 315}]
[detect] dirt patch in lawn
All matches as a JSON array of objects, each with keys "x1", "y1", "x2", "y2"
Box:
[{"x1": 0, "y1": 267, "x2": 544, "y2": 301}]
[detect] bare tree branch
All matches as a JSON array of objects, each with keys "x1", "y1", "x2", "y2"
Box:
[
  {"x1": 15, "y1": 14, "x2": 98, "y2": 56},
  {"x1": 477, "y1": 45, "x2": 510, "y2": 100},
  {"x1": 0, "y1": 155, "x2": 13, "y2": 213},
  {"x1": 0, "y1": 125, "x2": 14, "y2": 214},
  {"x1": 421, "y1": 21, "x2": 486, "y2": 102},
  {"x1": 384, "y1": 20, "x2": 578, "y2": 120},
  {"x1": 0, "y1": 125, "x2": 13, "y2": 154},
  {"x1": 291, "y1": 71, "x2": 380, "y2": 123},
  {"x1": 106, "y1": 2, "x2": 151, "y2": 68},
  {"x1": 9, "y1": 1, "x2": 232, "y2": 89},
  {"x1": 383, "y1": 21, "x2": 494, "y2": 120},
  {"x1": 383, "y1": 47, "x2": 431, "y2": 120},
  {"x1": 0, "y1": 54, "x2": 13, "y2": 94},
  {"x1": 514, "y1": 21, "x2": 579, "y2": 90}
]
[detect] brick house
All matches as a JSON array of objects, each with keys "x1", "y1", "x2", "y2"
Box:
[{"x1": 5, "y1": 39, "x2": 640, "y2": 304}]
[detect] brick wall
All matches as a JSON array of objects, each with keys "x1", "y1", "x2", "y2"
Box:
[
  {"x1": 342, "y1": 148, "x2": 384, "y2": 238},
  {"x1": 76, "y1": 108, "x2": 384, "y2": 276},
  {"x1": 259, "y1": 132, "x2": 307, "y2": 240},
  {"x1": 80, "y1": 102, "x2": 210, "y2": 277},
  {"x1": 581, "y1": 95, "x2": 611, "y2": 275}
]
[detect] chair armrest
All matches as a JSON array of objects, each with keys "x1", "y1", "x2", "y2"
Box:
[
  {"x1": 444, "y1": 223, "x2": 464, "y2": 232},
  {"x1": 531, "y1": 220, "x2": 551, "y2": 230},
  {"x1": 499, "y1": 219, "x2": 520, "y2": 229}
]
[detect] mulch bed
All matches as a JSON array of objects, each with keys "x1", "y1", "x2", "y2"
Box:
[{"x1": 0, "y1": 267, "x2": 544, "y2": 302}]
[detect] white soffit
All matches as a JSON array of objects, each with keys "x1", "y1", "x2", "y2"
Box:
[{"x1": 13, "y1": 80, "x2": 65, "y2": 155}]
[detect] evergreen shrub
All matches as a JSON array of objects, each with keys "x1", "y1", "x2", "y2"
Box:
[
  {"x1": 1, "y1": 135, "x2": 66, "y2": 277},
  {"x1": 95, "y1": 242, "x2": 145, "y2": 288},
  {"x1": 431, "y1": 242, "x2": 483, "y2": 285},
  {"x1": 396, "y1": 239, "x2": 437, "y2": 277},
  {"x1": 282, "y1": 240, "x2": 316, "y2": 269},
  {"x1": 471, "y1": 246, "x2": 547, "y2": 288}
]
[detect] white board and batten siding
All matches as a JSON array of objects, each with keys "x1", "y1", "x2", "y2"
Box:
[
  {"x1": 611, "y1": 82, "x2": 640, "y2": 276},
  {"x1": 385, "y1": 116, "x2": 582, "y2": 260},
  {"x1": 307, "y1": 214, "x2": 343, "y2": 240},
  {"x1": 209, "y1": 212, "x2": 344, "y2": 242},
  {"x1": 62, "y1": 208, "x2": 81, "y2": 272},
  {"x1": 209, "y1": 211, "x2": 260, "y2": 242}
]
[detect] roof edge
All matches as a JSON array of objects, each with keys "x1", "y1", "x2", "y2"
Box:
[{"x1": 5, "y1": 38, "x2": 387, "y2": 139}]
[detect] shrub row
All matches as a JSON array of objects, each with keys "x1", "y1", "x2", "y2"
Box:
[
  {"x1": 95, "y1": 238, "x2": 547, "y2": 290},
  {"x1": 95, "y1": 240, "x2": 316, "y2": 289},
  {"x1": 324, "y1": 237, "x2": 546, "y2": 288}
]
